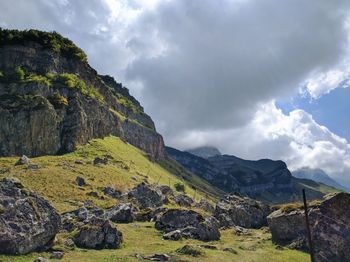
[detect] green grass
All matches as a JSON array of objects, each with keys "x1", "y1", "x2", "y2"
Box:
[
  {"x1": 0, "y1": 222, "x2": 309, "y2": 262},
  {"x1": 0, "y1": 136, "x2": 218, "y2": 213},
  {"x1": 0, "y1": 136, "x2": 311, "y2": 261}
]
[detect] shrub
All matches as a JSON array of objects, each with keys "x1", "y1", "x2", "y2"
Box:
[
  {"x1": 25, "y1": 73, "x2": 51, "y2": 86},
  {"x1": 0, "y1": 28, "x2": 88, "y2": 62},
  {"x1": 174, "y1": 182, "x2": 185, "y2": 192},
  {"x1": 117, "y1": 93, "x2": 142, "y2": 114},
  {"x1": 11, "y1": 66, "x2": 25, "y2": 81},
  {"x1": 49, "y1": 93, "x2": 69, "y2": 107}
]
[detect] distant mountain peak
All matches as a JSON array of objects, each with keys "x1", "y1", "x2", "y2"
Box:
[{"x1": 186, "y1": 146, "x2": 221, "y2": 158}]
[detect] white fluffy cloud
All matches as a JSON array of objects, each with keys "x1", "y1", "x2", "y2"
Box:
[
  {"x1": 169, "y1": 101, "x2": 350, "y2": 186},
  {"x1": 1, "y1": 0, "x2": 350, "y2": 185}
]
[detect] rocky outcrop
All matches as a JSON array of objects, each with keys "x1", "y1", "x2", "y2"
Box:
[
  {"x1": 155, "y1": 209, "x2": 220, "y2": 241},
  {"x1": 0, "y1": 29, "x2": 165, "y2": 160},
  {"x1": 174, "y1": 194, "x2": 194, "y2": 207},
  {"x1": 128, "y1": 183, "x2": 166, "y2": 209},
  {"x1": 214, "y1": 194, "x2": 271, "y2": 228},
  {"x1": 0, "y1": 177, "x2": 61, "y2": 254},
  {"x1": 268, "y1": 192, "x2": 350, "y2": 261},
  {"x1": 73, "y1": 218, "x2": 123, "y2": 249},
  {"x1": 106, "y1": 203, "x2": 135, "y2": 223}
]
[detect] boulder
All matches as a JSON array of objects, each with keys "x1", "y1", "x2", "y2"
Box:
[
  {"x1": 143, "y1": 253, "x2": 170, "y2": 261},
  {"x1": 155, "y1": 209, "x2": 220, "y2": 241},
  {"x1": 103, "y1": 187, "x2": 121, "y2": 199},
  {"x1": 174, "y1": 194, "x2": 194, "y2": 207},
  {"x1": 93, "y1": 157, "x2": 109, "y2": 165},
  {"x1": 73, "y1": 218, "x2": 123, "y2": 249},
  {"x1": 61, "y1": 205, "x2": 104, "y2": 232},
  {"x1": 15, "y1": 155, "x2": 30, "y2": 165},
  {"x1": 195, "y1": 198, "x2": 215, "y2": 213},
  {"x1": 268, "y1": 192, "x2": 350, "y2": 262},
  {"x1": 50, "y1": 251, "x2": 64, "y2": 259},
  {"x1": 163, "y1": 230, "x2": 182, "y2": 241},
  {"x1": 0, "y1": 177, "x2": 60, "y2": 255},
  {"x1": 128, "y1": 183, "x2": 165, "y2": 209},
  {"x1": 75, "y1": 176, "x2": 86, "y2": 186},
  {"x1": 214, "y1": 194, "x2": 270, "y2": 228},
  {"x1": 106, "y1": 203, "x2": 135, "y2": 223},
  {"x1": 135, "y1": 207, "x2": 167, "y2": 222}
]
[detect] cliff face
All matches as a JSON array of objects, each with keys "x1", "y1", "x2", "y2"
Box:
[
  {"x1": 166, "y1": 146, "x2": 335, "y2": 203},
  {"x1": 0, "y1": 29, "x2": 165, "y2": 159}
]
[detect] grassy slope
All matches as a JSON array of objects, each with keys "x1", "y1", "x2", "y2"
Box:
[
  {"x1": 0, "y1": 136, "x2": 222, "y2": 213},
  {"x1": 0, "y1": 136, "x2": 309, "y2": 261},
  {"x1": 0, "y1": 222, "x2": 309, "y2": 262}
]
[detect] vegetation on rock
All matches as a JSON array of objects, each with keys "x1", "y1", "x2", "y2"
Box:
[{"x1": 0, "y1": 28, "x2": 87, "y2": 62}]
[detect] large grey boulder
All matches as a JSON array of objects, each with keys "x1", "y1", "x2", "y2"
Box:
[
  {"x1": 73, "y1": 217, "x2": 123, "y2": 249},
  {"x1": 174, "y1": 194, "x2": 194, "y2": 207},
  {"x1": 61, "y1": 205, "x2": 104, "y2": 232},
  {"x1": 268, "y1": 192, "x2": 350, "y2": 262},
  {"x1": 128, "y1": 183, "x2": 165, "y2": 209},
  {"x1": 106, "y1": 203, "x2": 135, "y2": 223},
  {"x1": 0, "y1": 177, "x2": 61, "y2": 254},
  {"x1": 155, "y1": 209, "x2": 220, "y2": 241},
  {"x1": 214, "y1": 194, "x2": 270, "y2": 228}
]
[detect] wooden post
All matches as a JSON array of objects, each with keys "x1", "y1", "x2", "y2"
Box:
[{"x1": 302, "y1": 189, "x2": 315, "y2": 262}]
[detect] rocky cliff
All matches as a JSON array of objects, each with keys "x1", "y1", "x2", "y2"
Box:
[
  {"x1": 0, "y1": 29, "x2": 165, "y2": 159},
  {"x1": 166, "y1": 146, "x2": 337, "y2": 203}
]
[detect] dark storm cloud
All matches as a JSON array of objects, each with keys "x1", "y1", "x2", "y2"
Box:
[{"x1": 125, "y1": 0, "x2": 350, "y2": 138}]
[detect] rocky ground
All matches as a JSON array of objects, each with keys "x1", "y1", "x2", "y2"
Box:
[{"x1": 0, "y1": 137, "x2": 348, "y2": 262}]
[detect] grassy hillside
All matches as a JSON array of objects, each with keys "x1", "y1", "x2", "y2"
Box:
[
  {"x1": 0, "y1": 136, "x2": 223, "y2": 213},
  {"x1": 0, "y1": 136, "x2": 312, "y2": 261}
]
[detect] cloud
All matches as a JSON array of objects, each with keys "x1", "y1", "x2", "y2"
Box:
[
  {"x1": 169, "y1": 101, "x2": 350, "y2": 187},
  {"x1": 1, "y1": 0, "x2": 350, "y2": 185},
  {"x1": 125, "y1": 0, "x2": 350, "y2": 136}
]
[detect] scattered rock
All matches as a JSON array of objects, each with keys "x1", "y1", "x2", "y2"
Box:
[
  {"x1": 33, "y1": 257, "x2": 49, "y2": 262},
  {"x1": 75, "y1": 176, "x2": 86, "y2": 187},
  {"x1": 143, "y1": 253, "x2": 170, "y2": 261},
  {"x1": 155, "y1": 209, "x2": 220, "y2": 241},
  {"x1": 73, "y1": 218, "x2": 123, "y2": 249},
  {"x1": 0, "y1": 177, "x2": 61, "y2": 255},
  {"x1": 195, "y1": 198, "x2": 215, "y2": 213},
  {"x1": 199, "y1": 244, "x2": 217, "y2": 250},
  {"x1": 176, "y1": 245, "x2": 203, "y2": 257},
  {"x1": 214, "y1": 194, "x2": 270, "y2": 229},
  {"x1": 103, "y1": 187, "x2": 121, "y2": 199},
  {"x1": 223, "y1": 247, "x2": 238, "y2": 254},
  {"x1": 275, "y1": 245, "x2": 284, "y2": 250},
  {"x1": 135, "y1": 207, "x2": 167, "y2": 222},
  {"x1": 106, "y1": 203, "x2": 136, "y2": 223},
  {"x1": 74, "y1": 159, "x2": 84, "y2": 165},
  {"x1": 233, "y1": 226, "x2": 252, "y2": 236},
  {"x1": 86, "y1": 191, "x2": 98, "y2": 198},
  {"x1": 268, "y1": 192, "x2": 350, "y2": 261},
  {"x1": 27, "y1": 164, "x2": 41, "y2": 170},
  {"x1": 93, "y1": 157, "x2": 109, "y2": 165},
  {"x1": 50, "y1": 251, "x2": 64, "y2": 259},
  {"x1": 174, "y1": 194, "x2": 194, "y2": 207},
  {"x1": 63, "y1": 238, "x2": 75, "y2": 249},
  {"x1": 163, "y1": 230, "x2": 182, "y2": 241},
  {"x1": 128, "y1": 183, "x2": 165, "y2": 209},
  {"x1": 15, "y1": 155, "x2": 30, "y2": 166}
]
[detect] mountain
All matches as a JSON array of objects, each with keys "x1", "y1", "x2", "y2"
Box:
[
  {"x1": 166, "y1": 146, "x2": 338, "y2": 203},
  {"x1": 293, "y1": 167, "x2": 349, "y2": 192},
  {"x1": 0, "y1": 29, "x2": 164, "y2": 159},
  {"x1": 186, "y1": 146, "x2": 221, "y2": 158}
]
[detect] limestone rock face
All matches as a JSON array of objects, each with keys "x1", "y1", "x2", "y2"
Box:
[
  {"x1": 0, "y1": 30, "x2": 165, "y2": 160},
  {"x1": 73, "y1": 218, "x2": 123, "y2": 249},
  {"x1": 268, "y1": 192, "x2": 350, "y2": 262},
  {"x1": 214, "y1": 194, "x2": 271, "y2": 229},
  {"x1": 155, "y1": 209, "x2": 220, "y2": 241},
  {"x1": 0, "y1": 177, "x2": 61, "y2": 255}
]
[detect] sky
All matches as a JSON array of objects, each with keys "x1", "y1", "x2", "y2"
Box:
[{"x1": 1, "y1": 0, "x2": 350, "y2": 186}]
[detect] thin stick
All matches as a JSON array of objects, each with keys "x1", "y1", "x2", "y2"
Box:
[{"x1": 302, "y1": 189, "x2": 315, "y2": 262}]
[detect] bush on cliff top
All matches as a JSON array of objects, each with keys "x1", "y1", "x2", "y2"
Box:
[{"x1": 0, "y1": 28, "x2": 87, "y2": 62}]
